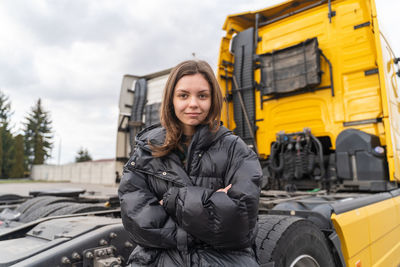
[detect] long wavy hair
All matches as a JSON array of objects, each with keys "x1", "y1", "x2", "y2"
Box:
[{"x1": 151, "y1": 60, "x2": 223, "y2": 157}]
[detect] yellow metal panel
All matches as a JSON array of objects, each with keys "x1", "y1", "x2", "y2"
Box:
[
  {"x1": 368, "y1": 196, "x2": 400, "y2": 266},
  {"x1": 370, "y1": 227, "x2": 400, "y2": 266},
  {"x1": 367, "y1": 199, "x2": 398, "y2": 244},
  {"x1": 347, "y1": 249, "x2": 371, "y2": 267},
  {"x1": 383, "y1": 117, "x2": 397, "y2": 181},
  {"x1": 331, "y1": 209, "x2": 370, "y2": 260},
  {"x1": 342, "y1": 72, "x2": 382, "y2": 121},
  {"x1": 373, "y1": 24, "x2": 400, "y2": 181},
  {"x1": 217, "y1": 32, "x2": 235, "y2": 131},
  {"x1": 218, "y1": 0, "x2": 398, "y2": 180},
  {"x1": 255, "y1": 3, "x2": 336, "y2": 156},
  {"x1": 217, "y1": 0, "x2": 400, "y2": 264},
  {"x1": 218, "y1": 0, "x2": 399, "y2": 178},
  {"x1": 253, "y1": 0, "x2": 383, "y2": 156},
  {"x1": 332, "y1": 196, "x2": 400, "y2": 266},
  {"x1": 260, "y1": 12, "x2": 326, "y2": 53}
]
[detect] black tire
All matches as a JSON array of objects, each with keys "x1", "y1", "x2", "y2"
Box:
[
  {"x1": 19, "y1": 202, "x2": 73, "y2": 223},
  {"x1": 256, "y1": 215, "x2": 335, "y2": 267},
  {"x1": 16, "y1": 196, "x2": 48, "y2": 214},
  {"x1": 50, "y1": 203, "x2": 108, "y2": 216},
  {"x1": 19, "y1": 197, "x2": 75, "y2": 221}
]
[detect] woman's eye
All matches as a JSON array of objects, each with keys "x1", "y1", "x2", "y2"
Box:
[
  {"x1": 199, "y1": 94, "x2": 209, "y2": 99},
  {"x1": 178, "y1": 94, "x2": 188, "y2": 99}
]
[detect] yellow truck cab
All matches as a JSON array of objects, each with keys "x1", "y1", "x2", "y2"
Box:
[{"x1": 217, "y1": 0, "x2": 400, "y2": 266}]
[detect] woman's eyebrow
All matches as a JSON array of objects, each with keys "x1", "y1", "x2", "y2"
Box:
[
  {"x1": 175, "y1": 88, "x2": 189, "y2": 92},
  {"x1": 175, "y1": 88, "x2": 210, "y2": 93}
]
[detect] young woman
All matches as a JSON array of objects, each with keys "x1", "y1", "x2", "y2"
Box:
[{"x1": 119, "y1": 60, "x2": 262, "y2": 266}]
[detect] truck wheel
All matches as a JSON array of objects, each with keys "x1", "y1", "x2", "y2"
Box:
[
  {"x1": 19, "y1": 202, "x2": 73, "y2": 223},
  {"x1": 256, "y1": 215, "x2": 335, "y2": 267},
  {"x1": 16, "y1": 196, "x2": 48, "y2": 214},
  {"x1": 50, "y1": 203, "x2": 108, "y2": 216},
  {"x1": 19, "y1": 197, "x2": 75, "y2": 221}
]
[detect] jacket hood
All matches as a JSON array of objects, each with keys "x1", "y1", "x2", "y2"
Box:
[
  {"x1": 135, "y1": 123, "x2": 231, "y2": 152},
  {"x1": 135, "y1": 123, "x2": 165, "y2": 149}
]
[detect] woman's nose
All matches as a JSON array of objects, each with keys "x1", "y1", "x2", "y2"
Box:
[{"x1": 188, "y1": 96, "x2": 199, "y2": 107}]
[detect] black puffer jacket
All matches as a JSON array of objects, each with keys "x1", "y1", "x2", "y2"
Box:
[{"x1": 118, "y1": 124, "x2": 262, "y2": 266}]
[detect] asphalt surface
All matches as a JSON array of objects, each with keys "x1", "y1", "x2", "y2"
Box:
[{"x1": 0, "y1": 181, "x2": 119, "y2": 198}]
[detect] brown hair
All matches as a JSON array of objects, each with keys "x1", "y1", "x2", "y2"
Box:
[{"x1": 151, "y1": 60, "x2": 223, "y2": 157}]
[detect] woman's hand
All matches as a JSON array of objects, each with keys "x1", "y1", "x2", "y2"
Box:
[
  {"x1": 216, "y1": 184, "x2": 232, "y2": 194},
  {"x1": 159, "y1": 199, "x2": 163, "y2": 205}
]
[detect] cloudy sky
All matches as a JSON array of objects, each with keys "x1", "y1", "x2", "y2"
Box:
[{"x1": 0, "y1": 0, "x2": 399, "y2": 164}]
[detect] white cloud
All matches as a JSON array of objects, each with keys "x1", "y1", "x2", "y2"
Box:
[{"x1": 0, "y1": 0, "x2": 399, "y2": 164}]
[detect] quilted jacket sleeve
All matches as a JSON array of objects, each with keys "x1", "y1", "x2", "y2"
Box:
[
  {"x1": 118, "y1": 166, "x2": 179, "y2": 249},
  {"x1": 162, "y1": 137, "x2": 262, "y2": 249}
]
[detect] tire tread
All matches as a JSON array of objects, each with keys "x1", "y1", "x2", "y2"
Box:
[{"x1": 256, "y1": 215, "x2": 302, "y2": 263}]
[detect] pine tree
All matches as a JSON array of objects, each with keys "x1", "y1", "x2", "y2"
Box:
[
  {"x1": 0, "y1": 130, "x2": 3, "y2": 178},
  {"x1": 10, "y1": 134, "x2": 24, "y2": 178},
  {"x1": 1, "y1": 130, "x2": 15, "y2": 177},
  {"x1": 23, "y1": 99, "x2": 53, "y2": 168},
  {"x1": 75, "y1": 147, "x2": 92, "y2": 162},
  {"x1": 0, "y1": 92, "x2": 15, "y2": 178},
  {"x1": 33, "y1": 135, "x2": 45, "y2": 164}
]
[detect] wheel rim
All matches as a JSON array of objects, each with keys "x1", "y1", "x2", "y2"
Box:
[{"x1": 289, "y1": 255, "x2": 320, "y2": 267}]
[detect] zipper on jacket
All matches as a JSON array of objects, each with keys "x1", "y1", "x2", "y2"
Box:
[{"x1": 185, "y1": 135, "x2": 198, "y2": 174}]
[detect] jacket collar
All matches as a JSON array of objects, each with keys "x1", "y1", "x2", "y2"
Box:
[
  {"x1": 135, "y1": 123, "x2": 231, "y2": 152},
  {"x1": 131, "y1": 123, "x2": 231, "y2": 187}
]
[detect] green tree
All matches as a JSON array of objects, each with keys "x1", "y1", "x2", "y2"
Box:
[
  {"x1": 0, "y1": 92, "x2": 15, "y2": 178},
  {"x1": 10, "y1": 134, "x2": 24, "y2": 178},
  {"x1": 75, "y1": 147, "x2": 92, "y2": 162},
  {"x1": 0, "y1": 130, "x2": 3, "y2": 178},
  {"x1": 33, "y1": 135, "x2": 46, "y2": 164},
  {"x1": 24, "y1": 99, "x2": 53, "y2": 168}
]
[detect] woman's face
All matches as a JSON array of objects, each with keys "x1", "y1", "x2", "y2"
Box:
[{"x1": 173, "y1": 73, "x2": 211, "y2": 136}]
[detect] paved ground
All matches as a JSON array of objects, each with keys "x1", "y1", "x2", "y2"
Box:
[{"x1": 0, "y1": 181, "x2": 119, "y2": 198}]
